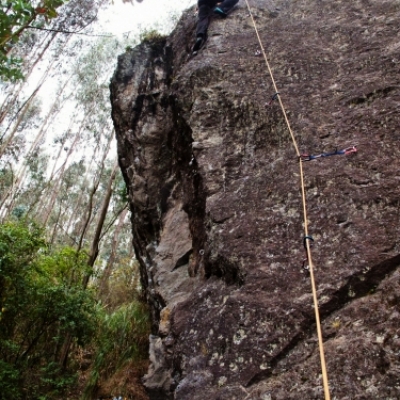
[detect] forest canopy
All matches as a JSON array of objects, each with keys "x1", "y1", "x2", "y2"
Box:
[{"x1": 0, "y1": 0, "x2": 69, "y2": 81}]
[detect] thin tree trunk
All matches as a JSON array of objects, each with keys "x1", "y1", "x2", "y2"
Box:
[
  {"x1": 0, "y1": 64, "x2": 50, "y2": 142},
  {"x1": 0, "y1": 32, "x2": 65, "y2": 126},
  {"x1": 49, "y1": 202, "x2": 64, "y2": 245},
  {"x1": 0, "y1": 34, "x2": 70, "y2": 143},
  {"x1": 74, "y1": 128, "x2": 114, "y2": 251},
  {"x1": 64, "y1": 156, "x2": 95, "y2": 237},
  {"x1": 24, "y1": 123, "x2": 71, "y2": 219},
  {"x1": 0, "y1": 82, "x2": 71, "y2": 219},
  {"x1": 83, "y1": 161, "x2": 119, "y2": 288},
  {"x1": 48, "y1": 119, "x2": 75, "y2": 181},
  {"x1": 0, "y1": 90, "x2": 19, "y2": 124},
  {"x1": 24, "y1": 32, "x2": 58, "y2": 81},
  {"x1": 41, "y1": 116, "x2": 85, "y2": 226},
  {"x1": 60, "y1": 162, "x2": 119, "y2": 369},
  {"x1": 75, "y1": 178, "x2": 100, "y2": 253},
  {"x1": 0, "y1": 93, "x2": 39, "y2": 158},
  {"x1": 99, "y1": 202, "x2": 128, "y2": 242},
  {"x1": 98, "y1": 206, "x2": 128, "y2": 301}
]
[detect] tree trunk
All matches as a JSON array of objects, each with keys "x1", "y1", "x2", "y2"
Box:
[
  {"x1": 59, "y1": 162, "x2": 119, "y2": 369},
  {"x1": 98, "y1": 206, "x2": 128, "y2": 302},
  {"x1": 0, "y1": 33, "x2": 70, "y2": 144},
  {"x1": 24, "y1": 115, "x2": 74, "y2": 220},
  {"x1": 62, "y1": 127, "x2": 105, "y2": 239},
  {"x1": 49, "y1": 203, "x2": 63, "y2": 245},
  {"x1": 83, "y1": 161, "x2": 119, "y2": 288},
  {"x1": 75, "y1": 129, "x2": 114, "y2": 252},
  {"x1": 0, "y1": 81, "x2": 71, "y2": 219},
  {"x1": 0, "y1": 92, "x2": 39, "y2": 158},
  {"x1": 24, "y1": 32, "x2": 59, "y2": 82},
  {"x1": 0, "y1": 31, "x2": 58, "y2": 126},
  {"x1": 40, "y1": 113, "x2": 86, "y2": 226}
]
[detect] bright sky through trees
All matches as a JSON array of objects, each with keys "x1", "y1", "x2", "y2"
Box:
[
  {"x1": 17, "y1": 0, "x2": 197, "y2": 157},
  {"x1": 97, "y1": 0, "x2": 196, "y2": 37}
]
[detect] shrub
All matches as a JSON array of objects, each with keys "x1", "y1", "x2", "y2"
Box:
[
  {"x1": 83, "y1": 301, "x2": 150, "y2": 400},
  {"x1": 0, "y1": 220, "x2": 97, "y2": 399},
  {"x1": 139, "y1": 29, "x2": 165, "y2": 45}
]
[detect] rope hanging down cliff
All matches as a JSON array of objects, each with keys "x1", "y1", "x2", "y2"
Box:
[{"x1": 243, "y1": 1, "x2": 331, "y2": 399}]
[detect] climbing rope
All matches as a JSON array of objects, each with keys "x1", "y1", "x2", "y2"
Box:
[{"x1": 243, "y1": 1, "x2": 331, "y2": 399}]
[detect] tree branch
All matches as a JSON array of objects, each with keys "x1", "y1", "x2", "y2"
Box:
[{"x1": 27, "y1": 25, "x2": 112, "y2": 37}]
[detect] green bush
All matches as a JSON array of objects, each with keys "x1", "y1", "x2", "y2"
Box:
[
  {"x1": 0, "y1": 220, "x2": 151, "y2": 399},
  {"x1": 0, "y1": 220, "x2": 97, "y2": 399},
  {"x1": 83, "y1": 301, "x2": 150, "y2": 399},
  {"x1": 139, "y1": 29, "x2": 165, "y2": 45}
]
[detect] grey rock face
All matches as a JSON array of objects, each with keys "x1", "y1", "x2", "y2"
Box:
[{"x1": 111, "y1": 1, "x2": 400, "y2": 398}]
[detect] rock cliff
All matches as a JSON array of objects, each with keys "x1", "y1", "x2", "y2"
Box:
[{"x1": 110, "y1": 0, "x2": 400, "y2": 398}]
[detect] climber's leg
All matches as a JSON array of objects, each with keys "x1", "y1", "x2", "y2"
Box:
[
  {"x1": 196, "y1": 0, "x2": 218, "y2": 37},
  {"x1": 215, "y1": 0, "x2": 239, "y2": 16}
]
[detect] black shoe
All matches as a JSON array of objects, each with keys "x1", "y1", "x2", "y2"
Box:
[
  {"x1": 213, "y1": 7, "x2": 227, "y2": 18},
  {"x1": 192, "y1": 36, "x2": 204, "y2": 54}
]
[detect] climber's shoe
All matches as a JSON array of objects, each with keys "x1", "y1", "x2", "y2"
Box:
[
  {"x1": 213, "y1": 7, "x2": 227, "y2": 18},
  {"x1": 191, "y1": 35, "x2": 204, "y2": 55}
]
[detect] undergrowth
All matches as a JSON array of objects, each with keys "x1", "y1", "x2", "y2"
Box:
[
  {"x1": 0, "y1": 219, "x2": 151, "y2": 400},
  {"x1": 82, "y1": 262, "x2": 151, "y2": 400}
]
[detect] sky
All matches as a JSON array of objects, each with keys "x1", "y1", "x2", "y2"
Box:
[{"x1": 97, "y1": 0, "x2": 197, "y2": 37}]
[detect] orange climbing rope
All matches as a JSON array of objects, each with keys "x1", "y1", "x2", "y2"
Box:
[{"x1": 243, "y1": 1, "x2": 331, "y2": 399}]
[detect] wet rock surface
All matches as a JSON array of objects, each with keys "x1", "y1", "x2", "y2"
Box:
[{"x1": 110, "y1": 0, "x2": 400, "y2": 398}]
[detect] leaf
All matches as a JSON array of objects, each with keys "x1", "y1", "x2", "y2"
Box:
[{"x1": 46, "y1": 9, "x2": 58, "y2": 19}]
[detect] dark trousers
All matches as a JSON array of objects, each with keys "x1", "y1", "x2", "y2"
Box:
[{"x1": 196, "y1": 0, "x2": 239, "y2": 37}]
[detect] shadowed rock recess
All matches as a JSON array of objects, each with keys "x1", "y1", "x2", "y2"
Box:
[{"x1": 110, "y1": 0, "x2": 400, "y2": 398}]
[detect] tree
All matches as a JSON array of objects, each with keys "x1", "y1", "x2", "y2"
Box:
[
  {"x1": 84, "y1": 160, "x2": 119, "y2": 287},
  {"x1": 0, "y1": 220, "x2": 97, "y2": 399},
  {"x1": 0, "y1": 0, "x2": 68, "y2": 81},
  {"x1": 98, "y1": 205, "x2": 128, "y2": 302},
  {"x1": 0, "y1": 78, "x2": 71, "y2": 220}
]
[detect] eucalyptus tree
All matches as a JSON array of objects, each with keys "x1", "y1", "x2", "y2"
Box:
[
  {"x1": 40, "y1": 109, "x2": 87, "y2": 226},
  {"x1": 0, "y1": 80, "x2": 72, "y2": 220},
  {"x1": 0, "y1": 0, "x2": 105, "y2": 178},
  {"x1": 0, "y1": 83, "x2": 45, "y2": 159},
  {"x1": 64, "y1": 140, "x2": 100, "y2": 238},
  {"x1": 0, "y1": 0, "x2": 69, "y2": 81},
  {"x1": 0, "y1": 0, "x2": 106, "y2": 82},
  {"x1": 98, "y1": 204, "x2": 128, "y2": 302},
  {"x1": 75, "y1": 131, "x2": 114, "y2": 252},
  {"x1": 61, "y1": 36, "x2": 128, "y2": 253}
]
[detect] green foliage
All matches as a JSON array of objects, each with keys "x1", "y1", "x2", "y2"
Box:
[
  {"x1": 113, "y1": 170, "x2": 129, "y2": 204},
  {"x1": 0, "y1": 359, "x2": 20, "y2": 399},
  {"x1": 11, "y1": 204, "x2": 27, "y2": 219},
  {"x1": 83, "y1": 260, "x2": 150, "y2": 399},
  {"x1": 0, "y1": 220, "x2": 97, "y2": 399},
  {"x1": 0, "y1": 167, "x2": 14, "y2": 193},
  {"x1": 0, "y1": 0, "x2": 68, "y2": 81},
  {"x1": 0, "y1": 53, "x2": 23, "y2": 81},
  {"x1": 37, "y1": 362, "x2": 77, "y2": 399},
  {"x1": 139, "y1": 28, "x2": 165, "y2": 45},
  {"x1": 83, "y1": 301, "x2": 150, "y2": 399},
  {"x1": 0, "y1": 220, "x2": 151, "y2": 399}
]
